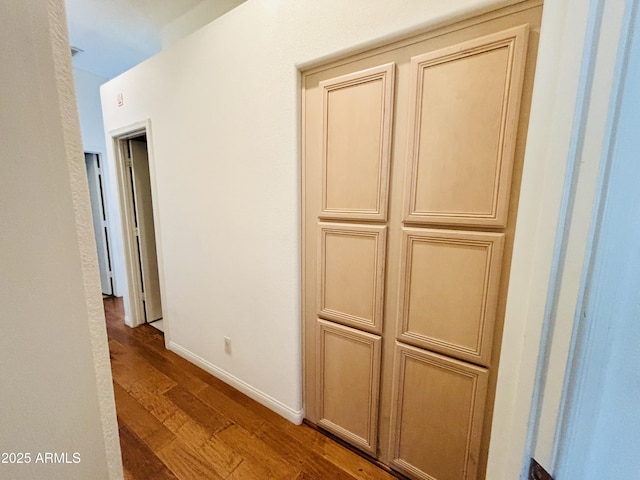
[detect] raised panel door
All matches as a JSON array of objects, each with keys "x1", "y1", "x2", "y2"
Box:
[
  {"x1": 320, "y1": 63, "x2": 395, "y2": 221},
  {"x1": 404, "y1": 25, "x2": 529, "y2": 227},
  {"x1": 318, "y1": 223, "x2": 387, "y2": 333},
  {"x1": 397, "y1": 228, "x2": 504, "y2": 365},
  {"x1": 389, "y1": 343, "x2": 489, "y2": 480},
  {"x1": 317, "y1": 320, "x2": 382, "y2": 455}
]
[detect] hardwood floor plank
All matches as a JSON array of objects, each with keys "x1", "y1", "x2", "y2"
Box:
[
  {"x1": 123, "y1": 467, "x2": 136, "y2": 480},
  {"x1": 317, "y1": 437, "x2": 398, "y2": 480},
  {"x1": 256, "y1": 421, "x2": 360, "y2": 480},
  {"x1": 119, "y1": 425, "x2": 178, "y2": 480},
  {"x1": 158, "y1": 402, "x2": 243, "y2": 478},
  {"x1": 262, "y1": 412, "x2": 323, "y2": 448},
  {"x1": 110, "y1": 325, "x2": 210, "y2": 395},
  {"x1": 152, "y1": 356, "x2": 210, "y2": 394},
  {"x1": 156, "y1": 439, "x2": 225, "y2": 480},
  {"x1": 226, "y1": 460, "x2": 263, "y2": 480},
  {"x1": 119, "y1": 375, "x2": 180, "y2": 420},
  {"x1": 164, "y1": 385, "x2": 231, "y2": 435},
  {"x1": 113, "y1": 382, "x2": 175, "y2": 451},
  {"x1": 294, "y1": 473, "x2": 318, "y2": 480},
  {"x1": 184, "y1": 432, "x2": 243, "y2": 478},
  {"x1": 195, "y1": 384, "x2": 265, "y2": 433},
  {"x1": 214, "y1": 424, "x2": 301, "y2": 479},
  {"x1": 110, "y1": 346, "x2": 177, "y2": 396}
]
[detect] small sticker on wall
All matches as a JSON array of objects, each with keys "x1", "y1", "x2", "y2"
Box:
[{"x1": 117, "y1": 93, "x2": 124, "y2": 107}]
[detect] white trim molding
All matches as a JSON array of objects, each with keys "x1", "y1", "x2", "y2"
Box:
[
  {"x1": 168, "y1": 341, "x2": 305, "y2": 425},
  {"x1": 108, "y1": 119, "x2": 170, "y2": 345},
  {"x1": 486, "y1": 0, "x2": 620, "y2": 477},
  {"x1": 553, "y1": 0, "x2": 639, "y2": 476}
]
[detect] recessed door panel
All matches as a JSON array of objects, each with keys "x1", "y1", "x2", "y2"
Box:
[
  {"x1": 321, "y1": 63, "x2": 395, "y2": 221},
  {"x1": 317, "y1": 320, "x2": 382, "y2": 455},
  {"x1": 389, "y1": 343, "x2": 489, "y2": 480},
  {"x1": 405, "y1": 25, "x2": 529, "y2": 226},
  {"x1": 398, "y1": 228, "x2": 504, "y2": 365},
  {"x1": 130, "y1": 139, "x2": 162, "y2": 323},
  {"x1": 318, "y1": 223, "x2": 387, "y2": 332}
]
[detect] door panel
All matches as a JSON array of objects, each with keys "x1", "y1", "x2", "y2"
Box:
[
  {"x1": 404, "y1": 25, "x2": 529, "y2": 227},
  {"x1": 389, "y1": 343, "x2": 488, "y2": 480},
  {"x1": 303, "y1": 4, "x2": 542, "y2": 478},
  {"x1": 318, "y1": 223, "x2": 387, "y2": 333},
  {"x1": 84, "y1": 153, "x2": 113, "y2": 295},
  {"x1": 130, "y1": 139, "x2": 162, "y2": 322},
  {"x1": 397, "y1": 228, "x2": 504, "y2": 366},
  {"x1": 317, "y1": 319, "x2": 382, "y2": 455},
  {"x1": 320, "y1": 63, "x2": 395, "y2": 221}
]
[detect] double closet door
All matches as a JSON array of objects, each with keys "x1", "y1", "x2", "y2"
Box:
[{"x1": 302, "y1": 2, "x2": 542, "y2": 480}]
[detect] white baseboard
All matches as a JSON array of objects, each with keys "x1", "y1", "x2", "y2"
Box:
[{"x1": 167, "y1": 341, "x2": 304, "y2": 425}]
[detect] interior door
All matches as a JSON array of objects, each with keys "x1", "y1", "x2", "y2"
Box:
[
  {"x1": 129, "y1": 138, "x2": 162, "y2": 323},
  {"x1": 84, "y1": 152, "x2": 113, "y2": 295},
  {"x1": 303, "y1": 3, "x2": 542, "y2": 479}
]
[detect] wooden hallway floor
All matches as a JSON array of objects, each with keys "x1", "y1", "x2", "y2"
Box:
[{"x1": 104, "y1": 297, "x2": 397, "y2": 480}]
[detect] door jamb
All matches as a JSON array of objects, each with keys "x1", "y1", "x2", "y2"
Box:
[{"x1": 109, "y1": 120, "x2": 167, "y2": 334}]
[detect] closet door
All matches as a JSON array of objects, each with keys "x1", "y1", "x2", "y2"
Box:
[
  {"x1": 308, "y1": 63, "x2": 395, "y2": 454},
  {"x1": 388, "y1": 24, "x2": 529, "y2": 480},
  {"x1": 389, "y1": 344, "x2": 488, "y2": 480},
  {"x1": 303, "y1": 3, "x2": 542, "y2": 479}
]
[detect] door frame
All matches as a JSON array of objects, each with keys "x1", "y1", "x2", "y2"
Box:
[
  {"x1": 109, "y1": 119, "x2": 167, "y2": 333},
  {"x1": 84, "y1": 150, "x2": 115, "y2": 296}
]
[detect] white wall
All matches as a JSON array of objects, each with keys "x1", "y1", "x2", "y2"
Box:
[
  {"x1": 74, "y1": 67, "x2": 109, "y2": 154},
  {"x1": 554, "y1": 1, "x2": 640, "y2": 477},
  {"x1": 73, "y1": 67, "x2": 125, "y2": 297},
  {"x1": 522, "y1": 0, "x2": 629, "y2": 471},
  {"x1": 0, "y1": 1, "x2": 121, "y2": 479},
  {"x1": 161, "y1": 0, "x2": 247, "y2": 49},
  {"x1": 100, "y1": 0, "x2": 599, "y2": 477}
]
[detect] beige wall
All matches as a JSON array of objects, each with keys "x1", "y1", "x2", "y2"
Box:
[{"x1": 0, "y1": 1, "x2": 121, "y2": 479}]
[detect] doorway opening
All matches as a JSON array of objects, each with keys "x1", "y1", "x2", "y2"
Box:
[
  {"x1": 112, "y1": 123, "x2": 164, "y2": 333},
  {"x1": 85, "y1": 152, "x2": 115, "y2": 296}
]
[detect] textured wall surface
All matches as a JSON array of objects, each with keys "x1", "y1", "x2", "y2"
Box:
[
  {"x1": 0, "y1": 0, "x2": 121, "y2": 478},
  {"x1": 73, "y1": 67, "x2": 125, "y2": 297}
]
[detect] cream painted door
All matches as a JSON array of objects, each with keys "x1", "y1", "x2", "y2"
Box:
[
  {"x1": 129, "y1": 139, "x2": 163, "y2": 323},
  {"x1": 303, "y1": 3, "x2": 542, "y2": 479}
]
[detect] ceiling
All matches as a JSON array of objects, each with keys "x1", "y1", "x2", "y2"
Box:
[{"x1": 65, "y1": 0, "x2": 241, "y2": 79}]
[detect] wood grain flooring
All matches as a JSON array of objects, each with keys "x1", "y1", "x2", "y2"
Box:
[{"x1": 105, "y1": 297, "x2": 398, "y2": 480}]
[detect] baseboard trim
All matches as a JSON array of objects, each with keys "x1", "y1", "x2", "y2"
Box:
[{"x1": 167, "y1": 341, "x2": 304, "y2": 425}]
